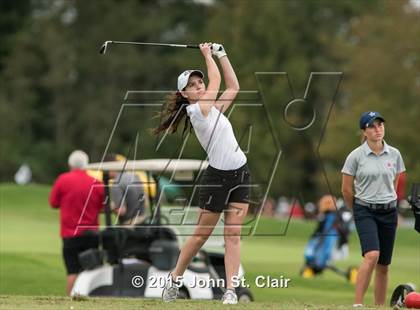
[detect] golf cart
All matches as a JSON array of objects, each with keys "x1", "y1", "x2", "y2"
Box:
[
  {"x1": 71, "y1": 158, "x2": 253, "y2": 301},
  {"x1": 408, "y1": 183, "x2": 420, "y2": 234}
]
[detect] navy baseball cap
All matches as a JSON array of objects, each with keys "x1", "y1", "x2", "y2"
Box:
[{"x1": 359, "y1": 111, "x2": 385, "y2": 129}]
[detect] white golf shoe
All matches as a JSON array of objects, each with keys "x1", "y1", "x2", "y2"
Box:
[
  {"x1": 162, "y1": 273, "x2": 179, "y2": 302},
  {"x1": 222, "y1": 289, "x2": 238, "y2": 304}
]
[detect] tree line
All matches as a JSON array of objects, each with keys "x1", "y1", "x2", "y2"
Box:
[{"x1": 1, "y1": 0, "x2": 419, "y2": 202}]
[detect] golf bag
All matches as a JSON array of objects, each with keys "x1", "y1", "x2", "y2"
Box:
[
  {"x1": 304, "y1": 211, "x2": 339, "y2": 272},
  {"x1": 390, "y1": 283, "x2": 420, "y2": 309},
  {"x1": 408, "y1": 183, "x2": 420, "y2": 233},
  {"x1": 301, "y1": 206, "x2": 357, "y2": 282}
]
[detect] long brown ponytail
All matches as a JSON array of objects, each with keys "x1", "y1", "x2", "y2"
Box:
[
  {"x1": 360, "y1": 130, "x2": 367, "y2": 144},
  {"x1": 152, "y1": 91, "x2": 191, "y2": 137}
]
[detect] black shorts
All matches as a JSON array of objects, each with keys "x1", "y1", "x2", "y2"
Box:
[
  {"x1": 198, "y1": 163, "x2": 251, "y2": 213},
  {"x1": 353, "y1": 202, "x2": 398, "y2": 265},
  {"x1": 62, "y1": 235, "x2": 99, "y2": 274}
]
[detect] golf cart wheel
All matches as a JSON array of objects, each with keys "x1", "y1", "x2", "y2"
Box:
[
  {"x1": 237, "y1": 287, "x2": 253, "y2": 302},
  {"x1": 178, "y1": 287, "x2": 189, "y2": 299},
  {"x1": 390, "y1": 283, "x2": 415, "y2": 308},
  {"x1": 346, "y1": 266, "x2": 358, "y2": 284}
]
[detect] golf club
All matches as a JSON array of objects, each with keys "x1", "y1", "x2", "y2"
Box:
[{"x1": 99, "y1": 40, "x2": 223, "y2": 54}]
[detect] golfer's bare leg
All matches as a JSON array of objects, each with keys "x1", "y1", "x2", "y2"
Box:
[
  {"x1": 224, "y1": 202, "x2": 248, "y2": 290},
  {"x1": 171, "y1": 209, "x2": 220, "y2": 279},
  {"x1": 374, "y1": 264, "x2": 388, "y2": 305},
  {"x1": 66, "y1": 274, "x2": 78, "y2": 296},
  {"x1": 354, "y1": 250, "x2": 379, "y2": 304}
]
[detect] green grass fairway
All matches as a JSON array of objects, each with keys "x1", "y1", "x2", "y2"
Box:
[
  {"x1": 0, "y1": 295, "x2": 376, "y2": 310},
  {"x1": 1, "y1": 184, "x2": 419, "y2": 309}
]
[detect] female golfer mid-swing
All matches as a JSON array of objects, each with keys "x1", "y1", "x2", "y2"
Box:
[{"x1": 154, "y1": 42, "x2": 250, "y2": 304}]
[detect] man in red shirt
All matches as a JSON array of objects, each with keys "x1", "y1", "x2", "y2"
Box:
[{"x1": 49, "y1": 150, "x2": 104, "y2": 295}]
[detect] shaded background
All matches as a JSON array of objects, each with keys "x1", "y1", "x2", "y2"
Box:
[{"x1": 0, "y1": 0, "x2": 419, "y2": 202}]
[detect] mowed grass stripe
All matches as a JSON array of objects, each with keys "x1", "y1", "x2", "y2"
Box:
[
  {"x1": 0, "y1": 295, "x2": 371, "y2": 310},
  {"x1": 1, "y1": 184, "x2": 419, "y2": 309}
]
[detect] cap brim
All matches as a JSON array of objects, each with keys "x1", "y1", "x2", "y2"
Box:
[
  {"x1": 373, "y1": 116, "x2": 385, "y2": 123},
  {"x1": 189, "y1": 70, "x2": 204, "y2": 79},
  {"x1": 367, "y1": 116, "x2": 385, "y2": 127}
]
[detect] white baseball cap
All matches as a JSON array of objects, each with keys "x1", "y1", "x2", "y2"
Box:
[{"x1": 177, "y1": 69, "x2": 204, "y2": 92}]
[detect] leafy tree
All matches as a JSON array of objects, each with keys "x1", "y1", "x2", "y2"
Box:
[
  {"x1": 1, "y1": 0, "x2": 417, "y2": 203},
  {"x1": 321, "y1": 0, "x2": 420, "y2": 194}
]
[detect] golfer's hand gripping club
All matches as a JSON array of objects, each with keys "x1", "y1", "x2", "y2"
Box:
[
  {"x1": 190, "y1": 43, "x2": 224, "y2": 54},
  {"x1": 199, "y1": 42, "x2": 213, "y2": 58},
  {"x1": 211, "y1": 43, "x2": 227, "y2": 59}
]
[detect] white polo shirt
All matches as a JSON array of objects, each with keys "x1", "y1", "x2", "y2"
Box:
[
  {"x1": 186, "y1": 103, "x2": 246, "y2": 170},
  {"x1": 341, "y1": 141, "x2": 405, "y2": 204}
]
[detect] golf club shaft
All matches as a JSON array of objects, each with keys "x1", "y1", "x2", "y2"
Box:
[
  {"x1": 99, "y1": 40, "x2": 222, "y2": 54},
  {"x1": 108, "y1": 40, "x2": 199, "y2": 49}
]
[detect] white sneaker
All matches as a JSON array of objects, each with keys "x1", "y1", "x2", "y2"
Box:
[
  {"x1": 222, "y1": 289, "x2": 238, "y2": 304},
  {"x1": 162, "y1": 273, "x2": 179, "y2": 302},
  {"x1": 352, "y1": 304, "x2": 364, "y2": 308}
]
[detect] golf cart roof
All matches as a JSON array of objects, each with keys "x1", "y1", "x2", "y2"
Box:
[{"x1": 85, "y1": 158, "x2": 208, "y2": 172}]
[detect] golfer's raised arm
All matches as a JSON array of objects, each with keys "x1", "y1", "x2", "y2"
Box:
[
  {"x1": 198, "y1": 42, "x2": 221, "y2": 116},
  {"x1": 214, "y1": 45, "x2": 240, "y2": 113}
]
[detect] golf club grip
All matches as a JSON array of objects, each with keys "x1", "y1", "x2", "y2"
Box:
[{"x1": 186, "y1": 44, "x2": 223, "y2": 51}]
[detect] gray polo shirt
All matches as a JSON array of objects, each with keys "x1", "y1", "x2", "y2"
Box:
[
  {"x1": 341, "y1": 141, "x2": 405, "y2": 204},
  {"x1": 111, "y1": 172, "x2": 145, "y2": 223}
]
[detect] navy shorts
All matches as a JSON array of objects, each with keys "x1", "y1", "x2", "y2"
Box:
[
  {"x1": 198, "y1": 164, "x2": 251, "y2": 213},
  {"x1": 353, "y1": 202, "x2": 398, "y2": 265}
]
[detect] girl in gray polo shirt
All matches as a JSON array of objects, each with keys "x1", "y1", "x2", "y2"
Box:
[{"x1": 341, "y1": 111, "x2": 405, "y2": 307}]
